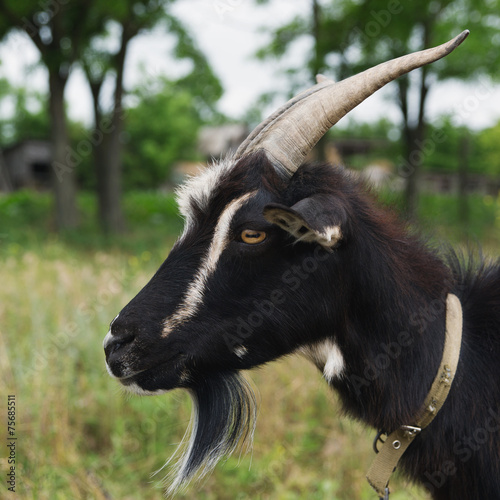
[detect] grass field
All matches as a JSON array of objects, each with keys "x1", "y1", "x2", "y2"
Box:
[{"x1": 1, "y1": 189, "x2": 498, "y2": 499}]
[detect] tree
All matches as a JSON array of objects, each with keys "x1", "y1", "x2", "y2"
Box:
[
  {"x1": 82, "y1": 1, "x2": 163, "y2": 233},
  {"x1": 163, "y1": 14, "x2": 223, "y2": 123},
  {"x1": 255, "y1": 0, "x2": 500, "y2": 217},
  {"x1": 0, "y1": 1, "x2": 107, "y2": 230},
  {"x1": 0, "y1": 0, "x2": 222, "y2": 233},
  {"x1": 124, "y1": 78, "x2": 203, "y2": 190},
  {"x1": 81, "y1": 1, "x2": 222, "y2": 233}
]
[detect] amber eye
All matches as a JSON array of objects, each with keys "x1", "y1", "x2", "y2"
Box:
[{"x1": 241, "y1": 229, "x2": 267, "y2": 244}]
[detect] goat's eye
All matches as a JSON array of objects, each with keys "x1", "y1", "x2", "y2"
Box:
[{"x1": 240, "y1": 229, "x2": 267, "y2": 244}]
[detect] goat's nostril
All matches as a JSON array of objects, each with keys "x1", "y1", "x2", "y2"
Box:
[{"x1": 104, "y1": 333, "x2": 135, "y2": 359}]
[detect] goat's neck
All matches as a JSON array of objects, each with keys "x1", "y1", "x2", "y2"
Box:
[{"x1": 332, "y1": 215, "x2": 451, "y2": 432}]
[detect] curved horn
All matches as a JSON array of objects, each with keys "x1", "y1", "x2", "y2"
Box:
[{"x1": 235, "y1": 30, "x2": 469, "y2": 177}]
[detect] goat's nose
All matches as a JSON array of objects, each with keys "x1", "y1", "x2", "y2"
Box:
[
  {"x1": 104, "y1": 332, "x2": 135, "y2": 360},
  {"x1": 103, "y1": 318, "x2": 136, "y2": 361}
]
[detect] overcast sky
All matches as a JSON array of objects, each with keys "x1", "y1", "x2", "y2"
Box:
[{"x1": 1, "y1": 0, "x2": 500, "y2": 131}]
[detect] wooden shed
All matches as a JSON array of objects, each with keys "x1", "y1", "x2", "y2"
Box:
[{"x1": 2, "y1": 140, "x2": 52, "y2": 190}]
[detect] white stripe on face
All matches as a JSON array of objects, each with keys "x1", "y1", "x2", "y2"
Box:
[
  {"x1": 176, "y1": 156, "x2": 235, "y2": 238},
  {"x1": 162, "y1": 191, "x2": 257, "y2": 337}
]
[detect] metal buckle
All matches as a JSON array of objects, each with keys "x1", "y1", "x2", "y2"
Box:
[
  {"x1": 373, "y1": 429, "x2": 387, "y2": 454},
  {"x1": 400, "y1": 425, "x2": 421, "y2": 439},
  {"x1": 381, "y1": 487, "x2": 390, "y2": 499}
]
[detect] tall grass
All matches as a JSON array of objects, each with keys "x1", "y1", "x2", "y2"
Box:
[{"x1": 1, "y1": 189, "x2": 498, "y2": 499}]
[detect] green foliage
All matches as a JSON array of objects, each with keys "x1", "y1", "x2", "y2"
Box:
[
  {"x1": 164, "y1": 14, "x2": 224, "y2": 121},
  {"x1": 0, "y1": 190, "x2": 184, "y2": 255},
  {"x1": 256, "y1": 0, "x2": 500, "y2": 94},
  {"x1": 81, "y1": 0, "x2": 170, "y2": 103},
  {"x1": 0, "y1": 1, "x2": 109, "y2": 74},
  {"x1": 418, "y1": 118, "x2": 469, "y2": 173},
  {"x1": 255, "y1": 0, "x2": 358, "y2": 87},
  {"x1": 0, "y1": 87, "x2": 49, "y2": 146},
  {"x1": 334, "y1": 115, "x2": 500, "y2": 179},
  {"x1": 377, "y1": 189, "x2": 500, "y2": 245},
  {"x1": 319, "y1": 0, "x2": 500, "y2": 81},
  {"x1": 0, "y1": 0, "x2": 224, "y2": 198},
  {"x1": 123, "y1": 78, "x2": 203, "y2": 190},
  {"x1": 253, "y1": 0, "x2": 500, "y2": 205},
  {"x1": 406, "y1": 117, "x2": 500, "y2": 176},
  {"x1": 78, "y1": 1, "x2": 224, "y2": 195},
  {"x1": 475, "y1": 121, "x2": 500, "y2": 176}
]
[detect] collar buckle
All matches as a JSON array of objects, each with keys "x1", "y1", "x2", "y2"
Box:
[
  {"x1": 380, "y1": 487, "x2": 390, "y2": 500},
  {"x1": 400, "y1": 425, "x2": 421, "y2": 439}
]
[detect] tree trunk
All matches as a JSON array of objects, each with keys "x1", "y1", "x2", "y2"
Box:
[
  {"x1": 458, "y1": 132, "x2": 470, "y2": 226},
  {"x1": 397, "y1": 24, "x2": 432, "y2": 221},
  {"x1": 403, "y1": 122, "x2": 426, "y2": 220},
  {"x1": 91, "y1": 95, "x2": 126, "y2": 234},
  {"x1": 99, "y1": 115, "x2": 125, "y2": 234},
  {"x1": 310, "y1": 0, "x2": 328, "y2": 161},
  {"x1": 49, "y1": 71, "x2": 79, "y2": 230},
  {"x1": 89, "y1": 80, "x2": 112, "y2": 233},
  {"x1": 400, "y1": 63, "x2": 428, "y2": 220},
  {"x1": 93, "y1": 30, "x2": 130, "y2": 234}
]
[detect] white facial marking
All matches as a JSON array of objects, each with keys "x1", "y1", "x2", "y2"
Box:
[
  {"x1": 176, "y1": 156, "x2": 235, "y2": 237},
  {"x1": 103, "y1": 313, "x2": 120, "y2": 348},
  {"x1": 234, "y1": 346, "x2": 248, "y2": 359},
  {"x1": 300, "y1": 339, "x2": 345, "y2": 382},
  {"x1": 124, "y1": 382, "x2": 168, "y2": 396},
  {"x1": 103, "y1": 330, "x2": 113, "y2": 349},
  {"x1": 163, "y1": 191, "x2": 257, "y2": 336}
]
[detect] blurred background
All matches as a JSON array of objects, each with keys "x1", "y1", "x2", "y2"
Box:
[{"x1": 0, "y1": 1, "x2": 499, "y2": 499}]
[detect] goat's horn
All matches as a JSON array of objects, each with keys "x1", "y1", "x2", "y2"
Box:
[{"x1": 235, "y1": 30, "x2": 469, "y2": 177}]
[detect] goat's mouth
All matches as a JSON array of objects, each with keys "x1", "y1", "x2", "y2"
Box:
[
  {"x1": 105, "y1": 362, "x2": 147, "y2": 381},
  {"x1": 107, "y1": 354, "x2": 190, "y2": 393}
]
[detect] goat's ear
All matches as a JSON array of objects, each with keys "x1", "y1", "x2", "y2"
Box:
[{"x1": 263, "y1": 194, "x2": 346, "y2": 249}]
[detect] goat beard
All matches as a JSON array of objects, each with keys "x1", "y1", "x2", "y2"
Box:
[{"x1": 159, "y1": 371, "x2": 257, "y2": 496}]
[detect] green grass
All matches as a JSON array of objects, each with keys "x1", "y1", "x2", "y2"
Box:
[{"x1": 0, "y1": 189, "x2": 498, "y2": 499}]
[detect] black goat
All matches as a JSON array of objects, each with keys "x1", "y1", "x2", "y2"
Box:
[{"x1": 104, "y1": 31, "x2": 500, "y2": 499}]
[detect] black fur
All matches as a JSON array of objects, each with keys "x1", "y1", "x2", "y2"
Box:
[
  {"x1": 164, "y1": 372, "x2": 255, "y2": 494},
  {"x1": 105, "y1": 152, "x2": 500, "y2": 499}
]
